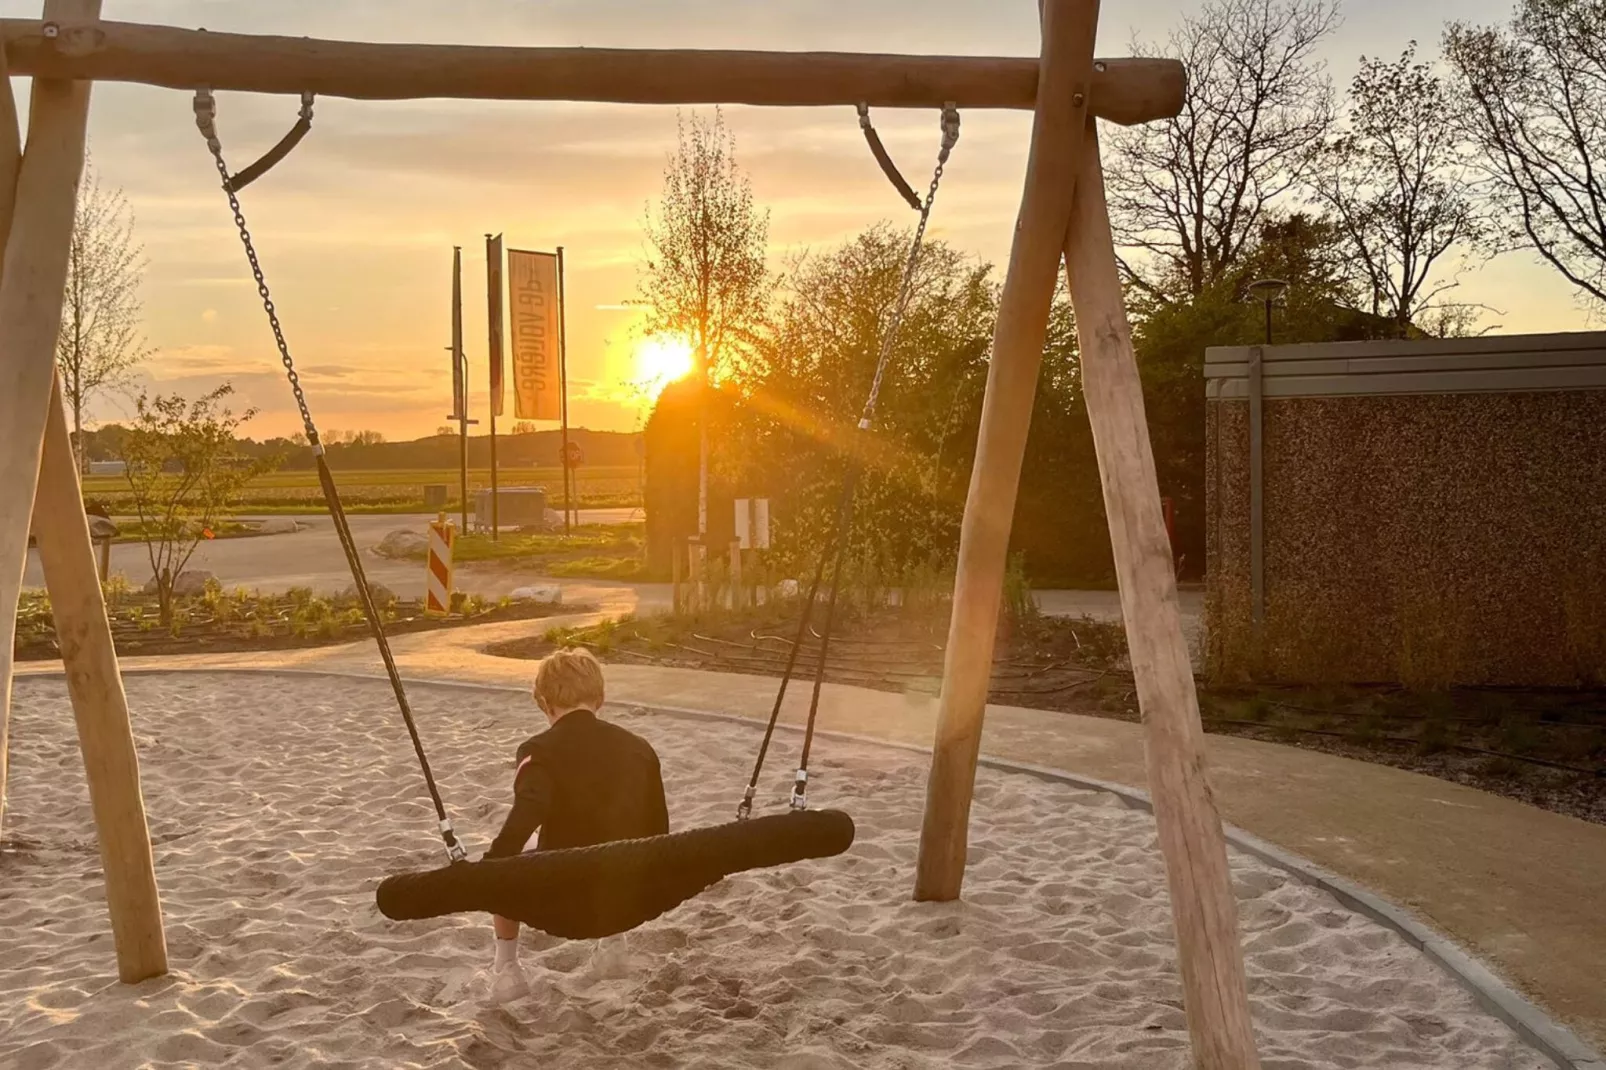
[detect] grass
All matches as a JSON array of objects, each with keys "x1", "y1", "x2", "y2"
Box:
[
  {"x1": 81, "y1": 465, "x2": 643, "y2": 515},
  {"x1": 384, "y1": 523, "x2": 649, "y2": 583},
  {"x1": 110, "y1": 519, "x2": 256, "y2": 543},
  {"x1": 447, "y1": 524, "x2": 642, "y2": 563}
]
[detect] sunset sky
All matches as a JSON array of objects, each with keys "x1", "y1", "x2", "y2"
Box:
[{"x1": 6, "y1": 0, "x2": 1590, "y2": 441}]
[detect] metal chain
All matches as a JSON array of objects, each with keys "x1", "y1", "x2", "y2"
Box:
[
  {"x1": 859, "y1": 103, "x2": 961, "y2": 431},
  {"x1": 193, "y1": 90, "x2": 320, "y2": 448}
]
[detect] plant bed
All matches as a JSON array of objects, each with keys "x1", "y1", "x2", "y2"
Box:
[
  {"x1": 15, "y1": 584, "x2": 585, "y2": 662},
  {"x1": 487, "y1": 600, "x2": 1606, "y2": 824}
]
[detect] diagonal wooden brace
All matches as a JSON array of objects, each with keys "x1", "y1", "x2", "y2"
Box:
[{"x1": 0, "y1": 0, "x2": 167, "y2": 985}]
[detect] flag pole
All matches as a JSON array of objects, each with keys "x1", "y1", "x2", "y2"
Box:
[
  {"x1": 486, "y1": 233, "x2": 503, "y2": 541},
  {"x1": 451, "y1": 245, "x2": 470, "y2": 533},
  {"x1": 557, "y1": 245, "x2": 573, "y2": 537}
]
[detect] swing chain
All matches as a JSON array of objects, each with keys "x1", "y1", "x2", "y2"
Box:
[
  {"x1": 859, "y1": 103, "x2": 960, "y2": 432},
  {"x1": 193, "y1": 89, "x2": 321, "y2": 450}
]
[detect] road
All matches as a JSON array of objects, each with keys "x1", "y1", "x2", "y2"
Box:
[
  {"x1": 21, "y1": 510, "x2": 1202, "y2": 637},
  {"x1": 20, "y1": 510, "x2": 643, "y2": 600}
]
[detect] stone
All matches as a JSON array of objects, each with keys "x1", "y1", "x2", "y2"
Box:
[
  {"x1": 376, "y1": 529, "x2": 429, "y2": 558},
  {"x1": 86, "y1": 515, "x2": 119, "y2": 540},
  {"x1": 341, "y1": 583, "x2": 397, "y2": 606},
  {"x1": 509, "y1": 585, "x2": 563, "y2": 604},
  {"x1": 253, "y1": 518, "x2": 301, "y2": 535},
  {"x1": 145, "y1": 570, "x2": 219, "y2": 596}
]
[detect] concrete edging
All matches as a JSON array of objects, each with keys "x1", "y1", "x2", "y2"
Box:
[{"x1": 16, "y1": 664, "x2": 1603, "y2": 1069}]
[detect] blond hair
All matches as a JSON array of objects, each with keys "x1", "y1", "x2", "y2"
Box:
[{"x1": 534, "y1": 646, "x2": 605, "y2": 712}]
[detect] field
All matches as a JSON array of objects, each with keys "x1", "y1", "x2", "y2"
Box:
[{"x1": 80, "y1": 465, "x2": 643, "y2": 515}]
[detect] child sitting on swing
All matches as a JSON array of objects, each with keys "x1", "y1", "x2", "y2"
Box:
[{"x1": 482, "y1": 646, "x2": 669, "y2": 1001}]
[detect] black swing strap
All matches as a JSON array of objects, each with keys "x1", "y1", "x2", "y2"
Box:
[
  {"x1": 738, "y1": 104, "x2": 960, "y2": 819},
  {"x1": 194, "y1": 89, "x2": 468, "y2": 864}
]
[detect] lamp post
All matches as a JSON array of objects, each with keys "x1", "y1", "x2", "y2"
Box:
[{"x1": 1247, "y1": 278, "x2": 1289, "y2": 345}]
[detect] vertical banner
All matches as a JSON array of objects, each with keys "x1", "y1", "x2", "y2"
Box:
[
  {"x1": 450, "y1": 246, "x2": 466, "y2": 420},
  {"x1": 507, "y1": 249, "x2": 562, "y2": 421},
  {"x1": 487, "y1": 234, "x2": 505, "y2": 418}
]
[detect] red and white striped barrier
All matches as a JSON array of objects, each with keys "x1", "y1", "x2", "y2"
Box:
[{"x1": 426, "y1": 516, "x2": 455, "y2": 614}]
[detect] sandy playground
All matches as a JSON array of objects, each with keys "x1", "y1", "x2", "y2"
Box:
[{"x1": 0, "y1": 672, "x2": 1558, "y2": 1069}]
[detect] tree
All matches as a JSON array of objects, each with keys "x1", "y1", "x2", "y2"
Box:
[
  {"x1": 1314, "y1": 44, "x2": 1485, "y2": 336},
  {"x1": 511, "y1": 421, "x2": 539, "y2": 435},
  {"x1": 1446, "y1": 0, "x2": 1606, "y2": 306},
  {"x1": 57, "y1": 156, "x2": 151, "y2": 471},
  {"x1": 1106, "y1": 0, "x2": 1340, "y2": 300},
  {"x1": 728, "y1": 225, "x2": 993, "y2": 576},
  {"x1": 121, "y1": 384, "x2": 276, "y2": 625},
  {"x1": 639, "y1": 109, "x2": 771, "y2": 538}
]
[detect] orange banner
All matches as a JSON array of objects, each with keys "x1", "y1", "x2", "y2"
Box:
[{"x1": 507, "y1": 249, "x2": 562, "y2": 421}]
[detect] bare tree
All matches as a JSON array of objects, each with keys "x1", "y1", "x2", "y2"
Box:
[
  {"x1": 1314, "y1": 43, "x2": 1485, "y2": 336},
  {"x1": 639, "y1": 108, "x2": 771, "y2": 536},
  {"x1": 1446, "y1": 0, "x2": 1606, "y2": 307},
  {"x1": 1105, "y1": 0, "x2": 1340, "y2": 301},
  {"x1": 57, "y1": 156, "x2": 151, "y2": 471}
]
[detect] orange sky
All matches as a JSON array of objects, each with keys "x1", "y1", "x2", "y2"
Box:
[{"x1": 6, "y1": 0, "x2": 1591, "y2": 440}]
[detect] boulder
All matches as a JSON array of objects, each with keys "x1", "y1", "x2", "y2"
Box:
[
  {"x1": 376, "y1": 529, "x2": 429, "y2": 558},
  {"x1": 509, "y1": 585, "x2": 563, "y2": 605},
  {"x1": 341, "y1": 582, "x2": 397, "y2": 606},
  {"x1": 87, "y1": 515, "x2": 119, "y2": 540},
  {"x1": 253, "y1": 518, "x2": 301, "y2": 536},
  {"x1": 145, "y1": 570, "x2": 218, "y2": 596}
]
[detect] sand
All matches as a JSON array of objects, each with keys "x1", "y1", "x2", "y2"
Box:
[{"x1": 0, "y1": 672, "x2": 1556, "y2": 1069}]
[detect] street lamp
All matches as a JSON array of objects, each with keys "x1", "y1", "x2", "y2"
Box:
[{"x1": 1247, "y1": 278, "x2": 1289, "y2": 345}]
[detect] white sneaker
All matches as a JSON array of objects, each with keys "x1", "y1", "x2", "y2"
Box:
[{"x1": 487, "y1": 963, "x2": 532, "y2": 1004}]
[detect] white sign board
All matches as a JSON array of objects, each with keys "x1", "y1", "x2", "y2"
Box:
[{"x1": 735, "y1": 498, "x2": 771, "y2": 550}]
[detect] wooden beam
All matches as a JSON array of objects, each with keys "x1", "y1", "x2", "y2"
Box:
[
  {"x1": 34, "y1": 372, "x2": 169, "y2": 983},
  {"x1": 0, "y1": 19, "x2": 1186, "y2": 125},
  {"x1": 913, "y1": 0, "x2": 1100, "y2": 902},
  {"x1": 1062, "y1": 120, "x2": 1261, "y2": 1070}
]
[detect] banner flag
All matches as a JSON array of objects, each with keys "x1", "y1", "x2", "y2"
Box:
[{"x1": 508, "y1": 249, "x2": 562, "y2": 421}]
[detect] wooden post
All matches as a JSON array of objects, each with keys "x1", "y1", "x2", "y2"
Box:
[
  {"x1": 729, "y1": 539, "x2": 744, "y2": 610},
  {"x1": 672, "y1": 539, "x2": 684, "y2": 615},
  {"x1": 914, "y1": 0, "x2": 1100, "y2": 902},
  {"x1": 1062, "y1": 121, "x2": 1260, "y2": 1070},
  {"x1": 35, "y1": 373, "x2": 169, "y2": 983},
  {"x1": 0, "y1": 0, "x2": 98, "y2": 839}
]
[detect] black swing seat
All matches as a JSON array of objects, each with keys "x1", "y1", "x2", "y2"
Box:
[{"x1": 376, "y1": 808, "x2": 855, "y2": 940}]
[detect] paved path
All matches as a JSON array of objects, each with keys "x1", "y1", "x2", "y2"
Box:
[{"x1": 16, "y1": 609, "x2": 1603, "y2": 1053}]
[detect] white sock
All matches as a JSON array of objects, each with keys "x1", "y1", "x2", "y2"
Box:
[{"x1": 494, "y1": 937, "x2": 520, "y2": 969}]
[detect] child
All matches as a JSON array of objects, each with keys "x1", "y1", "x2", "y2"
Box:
[{"x1": 482, "y1": 646, "x2": 669, "y2": 1001}]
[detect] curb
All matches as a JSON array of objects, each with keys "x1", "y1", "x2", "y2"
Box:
[{"x1": 15, "y1": 665, "x2": 1603, "y2": 1069}]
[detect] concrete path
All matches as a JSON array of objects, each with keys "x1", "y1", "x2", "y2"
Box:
[{"x1": 16, "y1": 607, "x2": 1603, "y2": 1052}]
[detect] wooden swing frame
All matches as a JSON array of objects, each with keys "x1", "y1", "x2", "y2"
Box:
[{"x1": 0, "y1": 2, "x2": 1259, "y2": 1065}]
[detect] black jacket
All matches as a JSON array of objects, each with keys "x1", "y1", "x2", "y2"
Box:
[{"x1": 484, "y1": 710, "x2": 669, "y2": 859}]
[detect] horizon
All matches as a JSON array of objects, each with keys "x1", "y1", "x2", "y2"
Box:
[{"x1": 7, "y1": 0, "x2": 1594, "y2": 441}]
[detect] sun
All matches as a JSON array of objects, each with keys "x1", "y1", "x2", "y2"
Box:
[{"x1": 633, "y1": 334, "x2": 696, "y2": 395}]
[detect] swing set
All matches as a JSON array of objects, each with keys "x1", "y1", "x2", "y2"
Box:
[{"x1": 0, "y1": 3, "x2": 1261, "y2": 1066}]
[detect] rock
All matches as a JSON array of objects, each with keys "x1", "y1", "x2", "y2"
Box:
[
  {"x1": 509, "y1": 585, "x2": 563, "y2": 605},
  {"x1": 253, "y1": 518, "x2": 301, "y2": 535},
  {"x1": 86, "y1": 515, "x2": 119, "y2": 540},
  {"x1": 341, "y1": 583, "x2": 397, "y2": 606},
  {"x1": 375, "y1": 529, "x2": 429, "y2": 558},
  {"x1": 145, "y1": 570, "x2": 218, "y2": 596}
]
